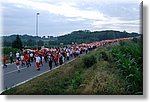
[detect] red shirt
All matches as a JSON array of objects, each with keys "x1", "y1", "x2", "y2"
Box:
[
  {"x1": 3, "y1": 56, "x2": 6, "y2": 62},
  {"x1": 27, "y1": 55, "x2": 31, "y2": 60},
  {"x1": 23, "y1": 54, "x2": 27, "y2": 61}
]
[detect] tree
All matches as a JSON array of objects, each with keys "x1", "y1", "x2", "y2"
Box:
[
  {"x1": 42, "y1": 36, "x2": 45, "y2": 39},
  {"x1": 26, "y1": 39, "x2": 36, "y2": 46},
  {"x1": 12, "y1": 35, "x2": 23, "y2": 50},
  {"x1": 38, "y1": 40, "x2": 44, "y2": 46},
  {"x1": 3, "y1": 40, "x2": 11, "y2": 47}
]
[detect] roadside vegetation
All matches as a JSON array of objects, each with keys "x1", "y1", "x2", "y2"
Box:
[
  {"x1": 3, "y1": 47, "x2": 21, "y2": 63},
  {"x1": 2, "y1": 38, "x2": 143, "y2": 95}
]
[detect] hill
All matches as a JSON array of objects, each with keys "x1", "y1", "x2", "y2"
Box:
[
  {"x1": 2, "y1": 38, "x2": 143, "y2": 95},
  {"x1": 58, "y1": 30, "x2": 139, "y2": 44},
  {"x1": 2, "y1": 30, "x2": 140, "y2": 47},
  {"x1": 3, "y1": 34, "x2": 57, "y2": 47}
]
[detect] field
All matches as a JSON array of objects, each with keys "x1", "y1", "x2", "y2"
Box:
[{"x1": 2, "y1": 38, "x2": 143, "y2": 95}]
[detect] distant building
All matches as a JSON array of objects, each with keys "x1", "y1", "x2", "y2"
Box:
[{"x1": 60, "y1": 43, "x2": 63, "y2": 45}]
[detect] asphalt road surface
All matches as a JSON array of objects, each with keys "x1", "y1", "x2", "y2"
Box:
[{"x1": 3, "y1": 56, "x2": 76, "y2": 91}]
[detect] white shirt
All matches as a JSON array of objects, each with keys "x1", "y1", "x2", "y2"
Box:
[
  {"x1": 30, "y1": 53, "x2": 33, "y2": 57},
  {"x1": 35, "y1": 56, "x2": 41, "y2": 63},
  {"x1": 16, "y1": 53, "x2": 19, "y2": 58},
  {"x1": 42, "y1": 56, "x2": 44, "y2": 61},
  {"x1": 62, "y1": 56, "x2": 64, "y2": 62},
  {"x1": 70, "y1": 50, "x2": 73, "y2": 54},
  {"x1": 20, "y1": 55, "x2": 24, "y2": 60},
  {"x1": 67, "y1": 52, "x2": 69, "y2": 57}
]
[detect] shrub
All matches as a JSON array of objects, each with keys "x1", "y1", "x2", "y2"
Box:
[
  {"x1": 119, "y1": 40, "x2": 126, "y2": 46},
  {"x1": 70, "y1": 71, "x2": 83, "y2": 92},
  {"x1": 132, "y1": 38, "x2": 141, "y2": 43},
  {"x1": 98, "y1": 51, "x2": 109, "y2": 61},
  {"x1": 3, "y1": 47, "x2": 21, "y2": 55},
  {"x1": 82, "y1": 54, "x2": 97, "y2": 68}
]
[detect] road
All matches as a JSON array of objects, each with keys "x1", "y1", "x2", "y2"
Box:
[{"x1": 3, "y1": 56, "x2": 76, "y2": 91}]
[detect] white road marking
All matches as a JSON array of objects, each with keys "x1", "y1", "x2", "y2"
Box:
[
  {"x1": 4, "y1": 57, "x2": 78, "y2": 76},
  {"x1": 4, "y1": 66, "x2": 27, "y2": 75},
  {"x1": 1, "y1": 63, "x2": 15, "y2": 67},
  {"x1": 1, "y1": 58, "x2": 76, "y2": 93}
]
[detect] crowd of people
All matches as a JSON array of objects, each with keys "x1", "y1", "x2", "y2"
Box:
[
  {"x1": 2, "y1": 37, "x2": 133, "y2": 72},
  {"x1": 3, "y1": 45, "x2": 91, "y2": 72}
]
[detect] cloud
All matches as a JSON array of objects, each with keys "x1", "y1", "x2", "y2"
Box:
[
  {"x1": 2, "y1": 0, "x2": 141, "y2": 36},
  {"x1": 3, "y1": 0, "x2": 106, "y2": 21},
  {"x1": 92, "y1": 18, "x2": 140, "y2": 33}
]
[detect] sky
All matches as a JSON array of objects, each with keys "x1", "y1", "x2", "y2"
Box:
[{"x1": 1, "y1": 0, "x2": 141, "y2": 37}]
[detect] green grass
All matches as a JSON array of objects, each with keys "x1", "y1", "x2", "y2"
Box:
[{"x1": 2, "y1": 39, "x2": 143, "y2": 95}]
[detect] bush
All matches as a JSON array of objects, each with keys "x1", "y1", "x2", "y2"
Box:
[
  {"x1": 98, "y1": 51, "x2": 109, "y2": 61},
  {"x1": 82, "y1": 54, "x2": 97, "y2": 68},
  {"x1": 132, "y1": 38, "x2": 140, "y2": 43},
  {"x1": 119, "y1": 40, "x2": 127, "y2": 46},
  {"x1": 70, "y1": 71, "x2": 83, "y2": 92}
]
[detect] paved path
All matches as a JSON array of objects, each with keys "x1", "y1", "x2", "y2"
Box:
[{"x1": 3, "y1": 56, "x2": 76, "y2": 91}]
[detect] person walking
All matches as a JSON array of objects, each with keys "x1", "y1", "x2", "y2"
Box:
[
  {"x1": 59, "y1": 55, "x2": 63, "y2": 65},
  {"x1": 16, "y1": 59, "x2": 20, "y2": 72},
  {"x1": 26, "y1": 55, "x2": 31, "y2": 67},
  {"x1": 16, "y1": 52, "x2": 20, "y2": 60},
  {"x1": 35, "y1": 55, "x2": 41, "y2": 70},
  {"x1": 20, "y1": 54, "x2": 25, "y2": 66},
  {"x1": 39, "y1": 53, "x2": 43, "y2": 66},
  {"x1": 48, "y1": 56, "x2": 53, "y2": 70},
  {"x1": 9, "y1": 52, "x2": 14, "y2": 64},
  {"x1": 3, "y1": 55, "x2": 7, "y2": 68},
  {"x1": 23, "y1": 52, "x2": 27, "y2": 66},
  {"x1": 30, "y1": 52, "x2": 34, "y2": 62},
  {"x1": 66, "y1": 51, "x2": 69, "y2": 60},
  {"x1": 53, "y1": 54, "x2": 57, "y2": 66}
]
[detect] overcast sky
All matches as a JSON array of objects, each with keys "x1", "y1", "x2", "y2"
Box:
[{"x1": 1, "y1": 0, "x2": 141, "y2": 37}]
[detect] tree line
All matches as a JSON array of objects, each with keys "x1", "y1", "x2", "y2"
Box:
[{"x1": 3, "y1": 30, "x2": 140, "y2": 49}]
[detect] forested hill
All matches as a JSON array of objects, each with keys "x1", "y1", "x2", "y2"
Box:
[
  {"x1": 3, "y1": 30, "x2": 140, "y2": 47},
  {"x1": 58, "y1": 30, "x2": 139, "y2": 44},
  {"x1": 3, "y1": 34, "x2": 57, "y2": 47},
  {"x1": 3, "y1": 34, "x2": 56, "y2": 43}
]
